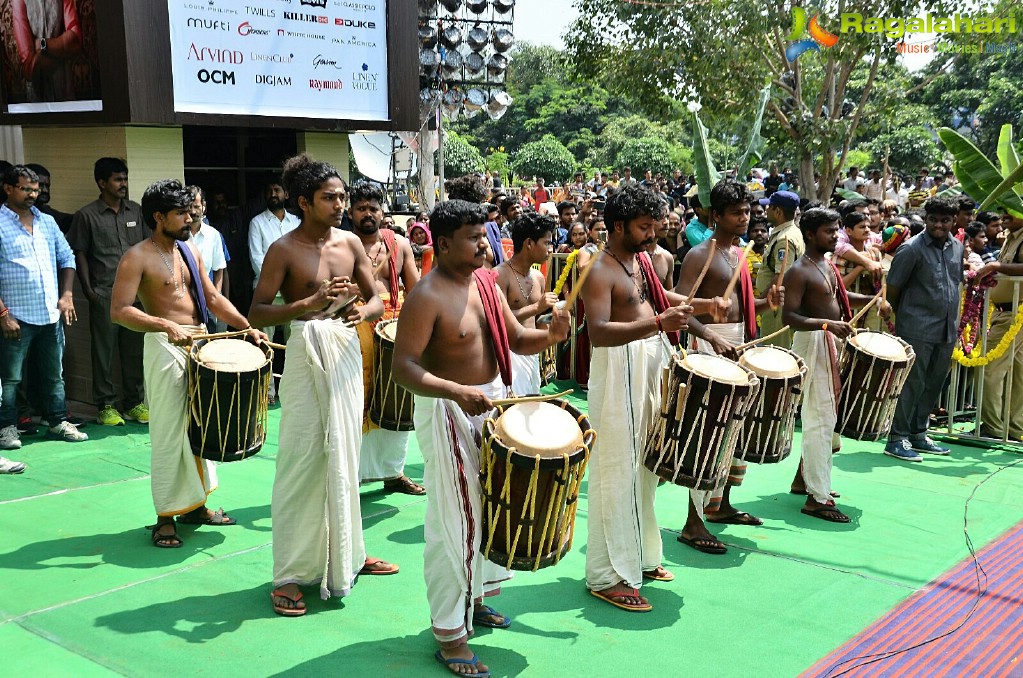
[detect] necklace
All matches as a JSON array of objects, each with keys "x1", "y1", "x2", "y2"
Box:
[
  {"x1": 369, "y1": 239, "x2": 388, "y2": 269},
  {"x1": 508, "y1": 262, "x2": 533, "y2": 301},
  {"x1": 812, "y1": 258, "x2": 836, "y2": 297},
  {"x1": 715, "y1": 241, "x2": 737, "y2": 270},
  {"x1": 604, "y1": 248, "x2": 647, "y2": 303},
  {"x1": 151, "y1": 238, "x2": 185, "y2": 299}
]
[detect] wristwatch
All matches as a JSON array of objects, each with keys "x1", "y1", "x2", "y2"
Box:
[{"x1": 39, "y1": 38, "x2": 47, "y2": 52}]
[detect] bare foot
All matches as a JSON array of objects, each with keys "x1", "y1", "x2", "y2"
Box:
[{"x1": 436, "y1": 645, "x2": 489, "y2": 676}]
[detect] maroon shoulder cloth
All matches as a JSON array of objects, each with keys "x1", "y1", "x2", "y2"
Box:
[
  {"x1": 831, "y1": 261, "x2": 853, "y2": 321},
  {"x1": 736, "y1": 248, "x2": 758, "y2": 340},
  {"x1": 637, "y1": 252, "x2": 681, "y2": 346},
  {"x1": 380, "y1": 228, "x2": 400, "y2": 309},
  {"x1": 472, "y1": 268, "x2": 513, "y2": 387}
]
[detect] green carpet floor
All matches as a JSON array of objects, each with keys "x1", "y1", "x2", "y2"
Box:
[{"x1": 2, "y1": 381, "x2": 1022, "y2": 677}]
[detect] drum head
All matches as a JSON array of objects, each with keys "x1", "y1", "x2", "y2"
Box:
[
  {"x1": 495, "y1": 402, "x2": 584, "y2": 458},
  {"x1": 739, "y1": 346, "x2": 801, "y2": 379},
  {"x1": 850, "y1": 331, "x2": 908, "y2": 361},
  {"x1": 682, "y1": 353, "x2": 750, "y2": 385},
  {"x1": 196, "y1": 339, "x2": 267, "y2": 372},
  {"x1": 376, "y1": 319, "x2": 399, "y2": 342}
]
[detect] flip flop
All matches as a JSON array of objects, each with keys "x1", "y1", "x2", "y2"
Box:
[
  {"x1": 706, "y1": 511, "x2": 764, "y2": 526},
  {"x1": 589, "y1": 587, "x2": 652, "y2": 612},
  {"x1": 359, "y1": 557, "x2": 400, "y2": 575},
  {"x1": 801, "y1": 505, "x2": 850, "y2": 523},
  {"x1": 177, "y1": 507, "x2": 237, "y2": 526},
  {"x1": 642, "y1": 567, "x2": 675, "y2": 582},
  {"x1": 150, "y1": 522, "x2": 182, "y2": 548},
  {"x1": 676, "y1": 534, "x2": 727, "y2": 554},
  {"x1": 790, "y1": 489, "x2": 841, "y2": 498},
  {"x1": 472, "y1": 604, "x2": 511, "y2": 628},
  {"x1": 271, "y1": 588, "x2": 307, "y2": 617},
  {"x1": 434, "y1": 650, "x2": 491, "y2": 678}
]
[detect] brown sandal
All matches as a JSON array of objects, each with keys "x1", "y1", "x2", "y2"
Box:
[{"x1": 383, "y1": 475, "x2": 426, "y2": 496}]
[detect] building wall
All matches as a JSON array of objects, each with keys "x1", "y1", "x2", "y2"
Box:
[{"x1": 297, "y1": 132, "x2": 350, "y2": 183}]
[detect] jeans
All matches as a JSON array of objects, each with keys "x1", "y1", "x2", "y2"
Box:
[
  {"x1": 0, "y1": 321, "x2": 67, "y2": 427},
  {"x1": 889, "y1": 338, "x2": 954, "y2": 441}
]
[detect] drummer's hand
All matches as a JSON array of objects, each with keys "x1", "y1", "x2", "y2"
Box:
[
  {"x1": 710, "y1": 295, "x2": 731, "y2": 323},
  {"x1": 878, "y1": 300, "x2": 892, "y2": 319},
  {"x1": 549, "y1": 304, "x2": 571, "y2": 342},
  {"x1": 454, "y1": 385, "x2": 493, "y2": 417},
  {"x1": 343, "y1": 302, "x2": 368, "y2": 326},
  {"x1": 659, "y1": 304, "x2": 691, "y2": 333},
  {"x1": 706, "y1": 332, "x2": 738, "y2": 361},
  {"x1": 165, "y1": 322, "x2": 192, "y2": 346},
  {"x1": 537, "y1": 292, "x2": 558, "y2": 314},
  {"x1": 247, "y1": 327, "x2": 269, "y2": 344},
  {"x1": 765, "y1": 284, "x2": 784, "y2": 311},
  {"x1": 826, "y1": 320, "x2": 854, "y2": 339},
  {"x1": 310, "y1": 276, "x2": 348, "y2": 311}
]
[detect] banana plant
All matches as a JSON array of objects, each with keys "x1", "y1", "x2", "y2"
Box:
[{"x1": 938, "y1": 125, "x2": 1023, "y2": 219}]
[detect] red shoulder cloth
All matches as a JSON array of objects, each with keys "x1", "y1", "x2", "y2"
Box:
[
  {"x1": 831, "y1": 261, "x2": 853, "y2": 321},
  {"x1": 736, "y1": 247, "x2": 758, "y2": 340},
  {"x1": 380, "y1": 229, "x2": 400, "y2": 309},
  {"x1": 638, "y1": 252, "x2": 681, "y2": 346},
  {"x1": 472, "y1": 268, "x2": 513, "y2": 388}
]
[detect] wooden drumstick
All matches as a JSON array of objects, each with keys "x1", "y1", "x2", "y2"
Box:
[
  {"x1": 555, "y1": 256, "x2": 597, "y2": 311},
  {"x1": 490, "y1": 389, "x2": 574, "y2": 407},
  {"x1": 721, "y1": 241, "x2": 755, "y2": 303},
  {"x1": 190, "y1": 329, "x2": 251, "y2": 342},
  {"x1": 682, "y1": 241, "x2": 716, "y2": 303},
  {"x1": 265, "y1": 341, "x2": 286, "y2": 351},
  {"x1": 734, "y1": 325, "x2": 791, "y2": 352},
  {"x1": 849, "y1": 290, "x2": 884, "y2": 326}
]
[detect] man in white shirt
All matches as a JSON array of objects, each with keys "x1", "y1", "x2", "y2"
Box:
[
  {"x1": 186, "y1": 186, "x2": 228, "y2": 331},
  {"x1": 863, "y1": 169, "x2": 885, "y2": 201},
  {"x1": 842, "y1": 167, "x2": 865, "y2": 194},
  {"x1": 248, "y1": 181, "x2": 300, "y2": 402}
]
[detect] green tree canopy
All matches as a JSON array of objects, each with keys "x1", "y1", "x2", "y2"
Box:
[
  {"x1": 510, "y1": 134, "x2": 577, "y2": 183},
  {"x1": 440, "y1": 131, "x2": 484, "y2": 178}
]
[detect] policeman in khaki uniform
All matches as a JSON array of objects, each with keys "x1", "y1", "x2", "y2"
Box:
[{"x1": 755, "y1": 191, "x2": 804, "y2": 347}]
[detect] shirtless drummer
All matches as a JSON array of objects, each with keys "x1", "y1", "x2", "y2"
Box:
[
  {"x1": 348, "y1": 180, "x2": 425, "y2": 495},
  {"x1": 110, "y1": 179, "x2": 266, "y2": 548},
  {"x1": 392, "y1": 199, "x2": 570, "y2": 677}
]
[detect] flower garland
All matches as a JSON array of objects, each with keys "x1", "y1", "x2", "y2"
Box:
[
  {"x1": 553, "y1": 249, "x2": 580, "y2": 296},
  {"x1": 953, "y1": 271, "x2": 1023, "y2": 366}
]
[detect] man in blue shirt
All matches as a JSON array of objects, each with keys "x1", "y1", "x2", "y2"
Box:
[{"x1": 0, "y1": 165, "x2": 87, "y2": 452}]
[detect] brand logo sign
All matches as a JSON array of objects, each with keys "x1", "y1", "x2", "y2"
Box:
[
  {"x1": 197, "y1": 69, "x2": 236, "y2": 85},
  {"x1": 785, "y1": 7, "x2": 839, "y2": 62},
  {"x1": 301, "y1": 0, "x2": 328, "y2": 7},
  {"x1": 187, "y1": 17, "x2": 230, "y2": 30},
  {"x1": 256, "y1": 74, "x2": 292, "y2": 86},
  {"x1": 335, "y1": 18, "x2": 376, "y2": 28},
  {"x1": 251, "y1": 52, "x2": 294, "y2": 63},
  {"x1": 351, "y1": 64, "x2": 378, "y2": 91},
  {"x1": 278, "y1": 28, "x2": 326, "y2": 40},
  {"x1": 313, "y1": 54, "x2": 343, "y2": 69},
  {"x1": 188, "y1": 44, "x2": 244, "y2": 64},
  {"x1": 245, "y1": 6, "x2": 275, "y2": 17},
  {"x1": 283, "y1": 11, "x2": 328, "y2": 23},
  {"x1": 238, "y1": 21, "x2": 270, "y2": 36},
  {"x1": 309, "y1": 78, "x2": 343, "y2": 91},
  {"x1": 336, "y1": 1, "x2": 376, "y2": 12}
]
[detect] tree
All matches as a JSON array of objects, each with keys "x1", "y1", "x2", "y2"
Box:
[
  {"x1": 440, "y1": 131, "x2": 484, "y2": 178},
  {"x1": 566, "y1": 0, "x2": 967, "y2": 203},
  {"x1": 510, "y1": 134, "x2": 576, "y2": 183},
  {"x1": 617, "y1": 137, "x2": 677, "y2": 177}
]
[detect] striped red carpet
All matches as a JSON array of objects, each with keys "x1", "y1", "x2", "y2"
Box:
[{"x1": 803, "y1": 520, "x2": 1023, "y2": 678}]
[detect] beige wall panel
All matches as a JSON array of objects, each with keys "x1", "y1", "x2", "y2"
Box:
[{"x1": 297, "y1": 132, "x2": 350, "y2": 182}]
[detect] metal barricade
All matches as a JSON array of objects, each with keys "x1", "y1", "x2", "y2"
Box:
[{"x1": 937, "y1": 276, "x2": 1023, "y2": 445}]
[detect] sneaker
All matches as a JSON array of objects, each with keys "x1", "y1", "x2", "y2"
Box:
[
  {"x1": 884, "y1": 439, "x2": 923, "y2": 462},
  {"x1": 0, "y1": 425, "x2": 22, "y2": 450},
  {"x1": 123, "y1": 403, "x2": 150, "y2": 424},
  {"x1": 97, "y1": 406, "x2": 125, "y2": 426},
  {"x1": 0, "y1": 456, "x2": 26, "y2": 474},
  {"x1": 911, "y1": 436, "x2": 951, "y2": 456},
  {"x1": 16, "y1": 416, "x2": 39, "y2": 435},
  {"x1": 49, "y1": 420, "x2": 88, "y2": 442}
]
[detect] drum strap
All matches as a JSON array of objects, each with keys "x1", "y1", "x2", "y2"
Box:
[
  {"x1": 473, "y1": 268, "x2": 513, "y2": 388},
  {"x1": 638, "y1": 252, "x2": 681, "y2": 346},
  {"x1": 735, "y1": 250, "x2": 758, "y2": 340},
  {"x1": 830, "y1": 261, "x2": 853, "y2": 321},
  {"x1": 485, "y1": 221, "x2": 505, "y2": 266},
  {"x1": 380, "y1": 228, "x2": 400, "y2": 309},
  {"x1": 176, "y1": 241, "x2": 210, "y2": 327}
]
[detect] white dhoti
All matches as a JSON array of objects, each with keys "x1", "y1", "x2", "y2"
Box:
[
  {"x1": 585, "y1": 335, "x2": 667, "y2": 591},
  {"x1": 791, "y1": 330, "x2": 840, "y2": 505},
  {"x1": 510, "y1": 350, "x2": 541, "y2": 395},
  {"x1": 359, "y1": 428, "x2": 411, "y2": 482},
  {"x1": 690, "y1": 322, "x2": 749, "y2": 519},
  {"x1": 415, "y1": 374, "x2": 512, "y2": 648},
  {"x1": 144, "y1": 328, "x2": 218, "y2": 517},
  {"x1": 272, "y1": 318, "x2": 366, "y2": 599}
]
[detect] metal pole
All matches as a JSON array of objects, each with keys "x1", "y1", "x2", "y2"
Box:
[{"x1": 437, "y1": 107, "x2": 446, "y2": 202}]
